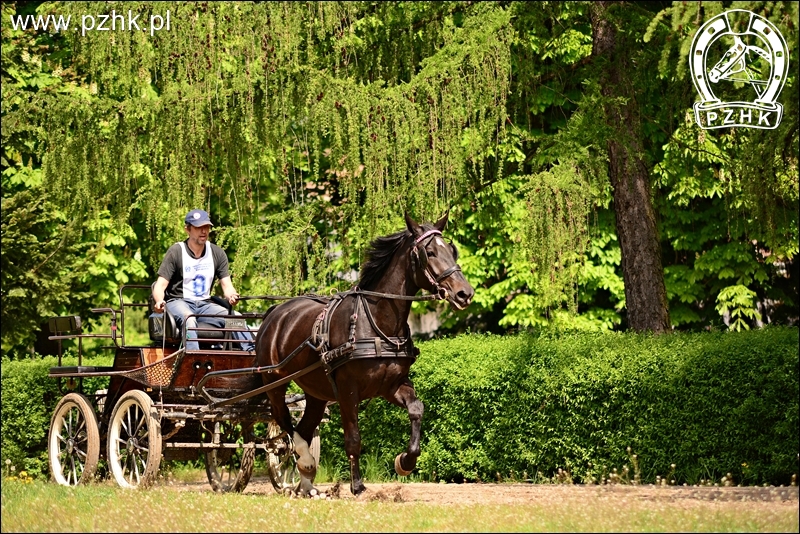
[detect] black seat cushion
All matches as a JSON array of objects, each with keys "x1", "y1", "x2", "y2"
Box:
[{"x1": 149, "y1": 312, "x2": 225, "y2": 344}]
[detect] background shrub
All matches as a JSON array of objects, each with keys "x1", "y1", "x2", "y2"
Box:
[
  {"x1": 320, "y1": 327, "x2": 799, "y2": 485},
  {"x1": 2, "y1": 329, "x2": 797, "y2": 485},
  {"x1": 1, "y1": 354, "x2": 112, "y2": 479}
]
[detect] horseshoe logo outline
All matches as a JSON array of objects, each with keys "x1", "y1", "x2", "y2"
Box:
[{"x1": 690, "y1": 9, "x2": 789, "y2": 130}]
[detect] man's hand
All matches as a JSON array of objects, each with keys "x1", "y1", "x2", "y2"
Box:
[
  {"x1": 219, "y1": 277, "x2": 240, "y2": 307},
  {"x1": 152, "y1": 276, "x2": 169, "y2": 314}
]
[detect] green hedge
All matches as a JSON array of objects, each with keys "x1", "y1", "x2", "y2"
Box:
[
  {"x1": 320, "y1": 328, "x2": 799, "y2": 485},
  {"x1": 3, "y1": 329, "x2": 798, "y2": 485},
  {"x1": 1, "y1": 354, "x2": 112, "y2": 479}
]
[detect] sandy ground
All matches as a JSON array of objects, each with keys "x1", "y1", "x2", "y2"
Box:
[{"x1": 167, "y1": 476, "x2": 800, "y2": 505}]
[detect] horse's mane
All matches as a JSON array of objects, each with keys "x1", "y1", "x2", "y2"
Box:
[{"x1": 358, "y1": 223, "x2": 436, "y2": 290}]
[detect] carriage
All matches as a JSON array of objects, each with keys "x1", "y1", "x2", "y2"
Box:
[
  {"x1": 46, "y1": 284, "x2": 320, "y2": 493},
  {"x1": 47, "y1": 213, "x2": 474, "y2": 496}
]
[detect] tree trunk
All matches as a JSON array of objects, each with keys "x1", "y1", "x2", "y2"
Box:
[{"x1": 590, "y1": 1, "x2": 670, "y2": 332}]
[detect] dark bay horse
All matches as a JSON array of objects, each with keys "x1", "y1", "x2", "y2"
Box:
[{"x1": 254, "y1": 212, "x2": 474, "y2": 495}]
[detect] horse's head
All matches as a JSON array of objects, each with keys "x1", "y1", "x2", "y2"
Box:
[
  {"x1": 405, "y1": 212, "x2": 474, "y2": 310},
  {"x1": 709, "y1": 36, "x2": 747, "y2": 84}
]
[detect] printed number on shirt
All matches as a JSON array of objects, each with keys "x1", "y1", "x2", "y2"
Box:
[{"x1": 192, "y1": 275, "x2": 207, "y2": 297}]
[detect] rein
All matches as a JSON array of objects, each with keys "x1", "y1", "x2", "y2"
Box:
[{"x1": 351, "y1": 287, "x2": 442, "y2": 301}]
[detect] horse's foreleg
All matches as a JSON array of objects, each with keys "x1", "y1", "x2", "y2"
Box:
[
  {"x1": 338, "y1": 387, "x2": 366, "y2": 495},
  {"x1": 388, "y1": 380, "x2": 424, "y2": 476}
]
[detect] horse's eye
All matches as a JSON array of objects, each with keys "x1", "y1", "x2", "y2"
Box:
[{"x1": 426, "y1": 250, "x2": 434, "y2": 258}]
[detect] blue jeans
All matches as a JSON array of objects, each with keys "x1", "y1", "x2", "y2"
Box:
[{"x1": 165, "y1": 299, "x2": 255, "y2": 352}]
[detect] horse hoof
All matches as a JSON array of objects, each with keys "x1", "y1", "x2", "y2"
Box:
[
  {"x1": 395, "y1": 453, "x2": 413, "y2": 477},
  {"x1": 298, "y1": 463, "x2": 317, "y2": 480}
]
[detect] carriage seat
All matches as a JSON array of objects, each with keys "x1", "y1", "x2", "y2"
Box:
[{"x1": 148, "y1": 291, "x2": 231, "y2": 347}]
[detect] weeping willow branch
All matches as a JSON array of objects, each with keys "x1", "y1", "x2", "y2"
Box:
[{"x1": 37, "y1": 1, "x2": 513, "y2": 293}]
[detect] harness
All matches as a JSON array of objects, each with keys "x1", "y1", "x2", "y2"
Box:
[
  {"x1": 308, "y1": 228, "x2": 461, "y2": 399},
  {"x1": 195, "y1": 228, "x2": 464, "y2": 408}
]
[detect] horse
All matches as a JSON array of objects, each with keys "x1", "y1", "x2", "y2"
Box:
[{"x1": 254, "y1": 212, "x2": 474, "y2": 496}]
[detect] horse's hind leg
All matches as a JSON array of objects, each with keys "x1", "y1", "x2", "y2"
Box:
[
  {"x1": 386, "y1": 380, "x2": 424, "y2": 476},
  {"x1": 267, "y1": 386, "x2": 294, "y2": 437},
  {"x1": 292, "y1": 395, "x2": 327, "y2": 495}
]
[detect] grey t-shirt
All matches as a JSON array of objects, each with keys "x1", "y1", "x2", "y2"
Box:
[{"x1": 157, "y1": 241, "x2": 231, "y2": 300}]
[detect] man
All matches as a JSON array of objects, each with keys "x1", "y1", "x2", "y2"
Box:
[{"x1": 152, "y1": 209, "x2": 254, "y2": 351}]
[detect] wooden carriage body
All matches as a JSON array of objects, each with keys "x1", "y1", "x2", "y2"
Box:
[{"x1": 46, "y1": 284, "x2": 320, "y2": 492}]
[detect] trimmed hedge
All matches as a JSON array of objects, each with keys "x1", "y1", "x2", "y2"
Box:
[
  {"x1": 2, "y1": 329, "x2": 797, "y2": 485},
  {"x1": 1, "y1": 354, "x2": 112, "y2": 479},
  {"x1": 320, "y1": 328, "x2": 799, "y2": 485}
]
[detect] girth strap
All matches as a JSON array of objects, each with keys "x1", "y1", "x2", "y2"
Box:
[{"x1": 321, "y1": 336, "x2": 419, "y2": 374}]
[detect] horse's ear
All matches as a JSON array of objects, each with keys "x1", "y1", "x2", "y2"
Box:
[
  {"x1": 434, "y1": 210, "x2": 449, "y2": 232},
  {"x1": 405, "y1": 212, "x2": 423, "y2": 236}
]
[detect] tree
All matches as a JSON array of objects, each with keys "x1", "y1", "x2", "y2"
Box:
[
  {"x1": 1, "y1": 1, "x2": 148, "y2": 354},
  {"x1": 1, "y1": 1, "x2": 796, "y2": 355},
  {"x1": 588, "y1": 1, "x2": 670, "y2": 332}
]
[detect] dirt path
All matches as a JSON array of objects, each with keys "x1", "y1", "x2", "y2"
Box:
[{"x1": 167, "y1": 476, "x2": 799, "y2": 505}]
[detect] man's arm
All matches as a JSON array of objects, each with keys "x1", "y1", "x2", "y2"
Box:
[
  {"x1": 152, "y1": 276, "x2": 170, "y2": 313},
  {"x1": 218, "y1": 276, "x2": 240, "y2": 306}
]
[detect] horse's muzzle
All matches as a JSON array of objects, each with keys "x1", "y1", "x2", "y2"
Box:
[{"x1": 448, "y1": 288, "x2": 473, "y2": 311}]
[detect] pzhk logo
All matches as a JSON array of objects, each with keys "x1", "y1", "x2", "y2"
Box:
[{"x1": 690, "y1": 9, "x2": 789, "y2": 130}]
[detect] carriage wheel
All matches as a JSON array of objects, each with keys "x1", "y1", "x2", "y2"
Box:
[
  {"x1": 204, "y1": 421, "x2": 255, "y2": 493},
  {"x1": 266, "y1": 422, "x2": 320, "y2": 493},
  {"x1": 107, "y1": 390, "x2": 162, "y2": 489},
  {"x1": 48, "y1": 393, "x2": 100, "y2": 486}
]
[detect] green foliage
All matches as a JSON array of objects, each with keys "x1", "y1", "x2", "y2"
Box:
[
  {"x1": 40, "y1": 1, "x2": 513, "y2": 263},
  {"x1": 0, "y1": 190, "x2": 150, "y2": 354},
  {"x1": 655, "y1": 109, "x2": 798, "y2": 329},
  {"x1": 0, "y1": 190, "x2": 84, "y2": 352},
  {"x1": 320, "y1": 328, "x2": 799, "y2": 485},
  {"x1": 1, "y1": 1, "x2": 797, "y2": 353},
  {"x1": 1, "y1": 2, "x2": 152, "y2": 354},
  {"x1": 0, "y1": 353, "x2": 112, "y2": 479}
]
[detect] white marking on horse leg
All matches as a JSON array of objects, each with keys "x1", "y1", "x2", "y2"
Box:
[
  {"x1": 295, "y1": 472, "x2": 316, "y2": 496},
  {"x1": 293, "y1": 431, "x2": 315, "y2": 473}
]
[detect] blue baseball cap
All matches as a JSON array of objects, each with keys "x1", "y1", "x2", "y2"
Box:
[{"x1": 185, "y1": 209, "x2": 214, "y2": 227}]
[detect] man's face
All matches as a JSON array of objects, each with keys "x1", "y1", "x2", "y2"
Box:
[{"x1": 185, "y1": 224, "x2": 211, "y2": 247}]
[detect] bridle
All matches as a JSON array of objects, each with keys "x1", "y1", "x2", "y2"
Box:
[{"x1": 410, "y1": 229, "x2": 462, "y2": 300}]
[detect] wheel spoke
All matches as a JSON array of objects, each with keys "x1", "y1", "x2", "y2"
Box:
[
  {"x1": 75, "y1": 417, "x2": 86, "y2": 437},
  {"x1": 121, "y1": 410, "x2": 131, "y2": 437},
  {"x1": 125, "y1": 453, "x2": 134, "y2": 485},
  {"x1": 133, "y1": 411, "x2": 146, "y2": 436},
  {"x1": 70, "y1": 455, "x2": 78, "y2": 484},
  {"x1": 138, "y1": 454, "x2": 148, "y2": 477},
  {"x1": 134, "y1": 453, "x2": 141, "y2": 484}
]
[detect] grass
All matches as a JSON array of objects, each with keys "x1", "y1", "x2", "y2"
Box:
[{"x1": 2, "y1": 478, "x2": 798, "y2": 533}]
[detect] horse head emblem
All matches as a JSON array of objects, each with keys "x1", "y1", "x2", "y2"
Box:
[{"x1": 690, "y1": 9, "x2": 789, "y2": 130}]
